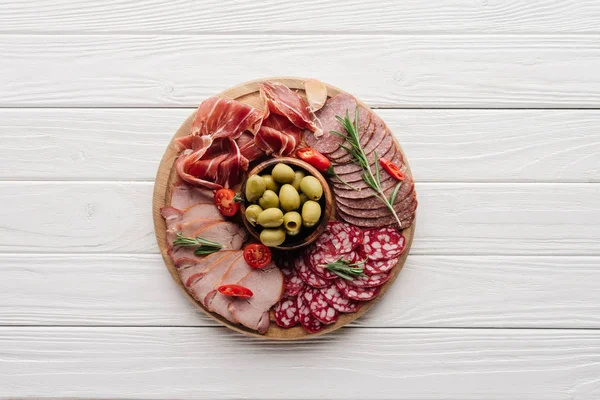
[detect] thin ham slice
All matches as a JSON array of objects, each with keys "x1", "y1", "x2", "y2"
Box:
[
  {"x1": 176, "y1": 251, "x2": 238, "y2": 287},
  {"x1": 204, "y1": 255, "x2": 253, "y2": 321},
  {"x1": 170, "y1": 182, "x2": 214, "y2": 210},
  {"x1": 166, "y1": 219, "x2": 248, "y2": 250},
  {"x1": 259, "y1": 81, "x2": 321, "y2": 137},
  {"x1": 160, "y1": 203, "x2": 224, "y2": 225},
  {"x1": 254, "y1": 114, "x2": 303, "y2": 157},
  {"x1": 187, "y1": 252, "x2": 242, "y2": 305}
]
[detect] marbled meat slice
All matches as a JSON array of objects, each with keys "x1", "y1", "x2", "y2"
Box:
[
  {"x1": 274, "y1": 297, "x2": 299, "y2": 328},
  {"x1": 170, "y1": 181, "x2": 214, "y2": 210},
  {"x1": 260, "y1": 81, "x2": 320, "y2": 135},
  {"x1": 335, "y1": 278, "x2": 381, "y2": 301},
  {"x1": 297, "y1": 290, "x2": 323, "y2": 333},
  {"x1": 302, "y1": 287, "x2": 339, "y2": 324},
  {"x1": 346, "y1": 271, "x2": 392, "y2": 288},
  {"x1": 303, "y1": 93, "x2": 358, "y2": 154},
  {"x1": 254, "y1": 114, "x2": 303, "y2": 157},
  {"x1": 305, "y1": 248, "x2": 338, "y2": 280},
  {"x1": 362, "y1": 227, "x2": 406, "y2": 261},
  {"x1": 320, "y1": 285, "x2": 360, "y2": 313},
  {"x1": 314, "y1": 221, "x2": 363, "y2": 255},
  {"x1": 282, "y1": 263, "x2": 306, "y2": 297},
  {"x1": 189, "y1": 96, "x2": 262, "y2": 140},
  {"x1": 363, "y1": 257, "x2": 399, "y2": 275},
  {"x1": 295, "y1": 255, "x2": 331, "y2": 288}
]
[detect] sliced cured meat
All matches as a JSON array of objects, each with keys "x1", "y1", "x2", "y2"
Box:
[
  {"x1": 314, "y1": 221, "x2": 363, "y2": 255},
  {"x1": 327, "y1": 110, "x2": 372, "y2": 161},
  {"x1": 305, "y1": 249, "x2": 338, "y2": 280},
  {"x1": 363, "y1": 257, "x2": 398, "y2": 275},
  {"x1": 166, "y1": 219, "x2": 248, "y2": 250},
  {"x1": 297, "y1": 290, "x2": 323, "y2": 333},
  {"x1": 346, "y1": 271, "x2": 391, "y2": 288},
  {"x1": 259, "y1": 82, "x2": 320, "y2": 135},
  {"x1": 302, "y1": 288, "x2": 339, "y2": 325},
  {"x1": 362, "y1": 227, "x2": 406, "y2": 261},
  {"x1": 333, "y1": 144, "x2": 399, "y2": 177},
  {"x1": 274, "y1": 297, "x2": 299, "y2": 328},
  {"x1": 175, "y1": 251, "x2": 236, "y2": 287},
  {"x1": 170, "y1": 182, "x2": 214, "y2": 209},
  {"x1": 204, "y1": 255, "x2": 253, "y2": 320},
  {"x1": 228, "y1": 264, "x2": 285, "y2": 334},
  {"x1": 335, "y1": 278, "x2": 381, "y2": 301},
  {"x1": 333, "y1": 175, "x2": 400, "y2": 200},
  {"x1": 168, "y1": 246, "x2": 205, "y2": 265},
  {"x1": 303, "y1": 93, "x2": 358, "y2": 153},
  {"x1": 282, "y1": 266, "x2": 306, "y2": 297},
  {"x1": 320, "y1": 285, "x2": 360, "y2": 313},
  {"x1": 337, "y1": 195, "x2": 417, "y2": 229},
  {"x1": 190, "y1": 96, "x2": 262, "y2": 140},
  {"x1": 295, "y1": 256, "x2": 331, "y2": 289},
  {"x1": 239, "y1": 139, "x2": 264, "y2": 162},
  {"x1": 187, "y1": 252, "x2": 242, "y2": 303},
  {"x1": 254, "y1": 114, "x2": 302, "y2": 157},
  {"x1": 335, "y1": 183, "x2": 415, "y2": 218},
  {"x1": 160, "y1": 203, "x2": 224, "y2": 225},
  {"x1": 335, "y1": 175, "x2": 413, "y2": 210}
]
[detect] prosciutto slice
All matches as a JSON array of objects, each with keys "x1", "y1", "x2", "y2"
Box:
[
  {"x1": 254, "y1": 114, "x2": 302, "y2": 157},
  {"x1": 259, "y1": 82, "x2": 321, "y2": 137}
]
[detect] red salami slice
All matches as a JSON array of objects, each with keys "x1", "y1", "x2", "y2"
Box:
[
  {"x1": 295, "y1": 255, "x2": 332, "y2": 288},
  {"x1": 302, "y1": 288, "x2": 339, "y2": 325},
  {"x1": 364, "y1": 257, "x2": 398, "y2": 275},
  {"x1": 320, "y1": 285, "x2": 360, "y2": 313},
  {"x1": 305, "y1": 247, "x2": 338, "y2": 280},
  {"x1": 297, "y1": 290, "x2": 323, "y2": 333},
  {"x1": 336, "y1": 278, "x2": 381, "y2": 301},
  {"x1": 362, "y1": 227, "x2": 406, "y2": 261},
  {"x1": 278, "y1": 258, "x2": 306, "y2": 297},
  {"x1": 315, "y1": 221, "x2": 362, "y2": 255},
  {"x1": 274, "y1": 297, "x2": 299, "y2": 328},
  {"x1": 347, "y1": 271, "x2": 391, "y2": 288}
]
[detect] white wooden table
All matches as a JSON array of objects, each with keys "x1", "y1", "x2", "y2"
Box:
[{"x1": 1, "y1": 1, "x2": 600, "y2": 398}]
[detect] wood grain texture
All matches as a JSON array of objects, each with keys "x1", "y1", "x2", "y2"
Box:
[
  {"x1": 2, "y1": 0, "x2": 600, "y2": 34},
  {"x1": 2, "y1": 109, "x2": 599, "y2": 182},
  {"x1": 2, "y1": 182, "x2": 599, "y2": 255},
  {"x1": 2, "y1": 254, "x2": 600, "y2": 328},
  {"x1": 2, "y1": 327, "x2": 600, "y2": 399},
  {"x1": 1, "y1": 34, "x2": 599, "y2": 108}
]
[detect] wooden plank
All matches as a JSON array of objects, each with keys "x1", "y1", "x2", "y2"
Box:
[
  {"x1": 1, "y1": 35, "x2": 599, "y2": 108},
  {"x1": 2, "y1": 0, "x2": 600, "y2": 34},
  {"x1": 2, "y1": 254, "x2": 600, "y2": 328},
  {"x1": 1, "y1": 182, "x2": 599, "y2": 255},
  {"x1": 2, "y1": 327, "x2": 600, "y2": 399},
  {"x1": 2, "y1": 108, "x2": 600, "y2": 182}
]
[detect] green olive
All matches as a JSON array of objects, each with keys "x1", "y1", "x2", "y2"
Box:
[
  {"x1": 279, "y1": 184, "x2": 301, "y2": 212},
  {"x1": 245, "y1": 175, "x2": 266, "y2": 202},
  {"x1": 260, "y1": 228, "x2": 287, "y2": 247},
  {"x1": 299, "y1": 176, "x2": 323, "y2": 201},
  {"x1": 258, "y1": 190, "x2": 279, "y2": 209},
  {"x1": 261, "y1": 174, "x2": 280, "y2": 192},
  {"x1": 256, "y1": 208, "x2": 284, "y2": 228},
  {"x1": 290, "y1": 170, "x2": 305, "y2": 191},
  {"x1": 302, "y1": 200, "x2": 321, "y2": 228},
  {"x1": 271, "y1": 163, "x2": 295, "y2": 183},
  {"x1": 286, "y1": 226, "x2": 302, "y2": 237},
  {"x1": 299, "y1": 193, "x2": 308, "y2": 206},
  {"x1": 283, "y1": 211, "x2": 302, "y2": 233},
  {"x1": 245, "y1": 204, "x2": 263, "y2": 226}
]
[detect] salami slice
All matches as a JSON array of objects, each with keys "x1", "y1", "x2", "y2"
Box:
[
  {"x1": 303, "y1": 288, "x2": 339, "y2": 325},
  {"x1": 347, "y1": 271, "x2": 391, "y2": 288},
  {"x1": 362, "y1": 227, "x2": 406, "y2": 261},
  {"x1": 336, "y1": 278, "x2": 381, "y2": 301},
  {"x1": 274, "y1": 297, "x2": 299, "y2": 328},
  {"x1": 305, "y1": 247, "x2": 338, "y2": 280},
  {"x1": 278, "y1": 257, "x2": 306, "y2": 297},
  {"x1": 364, "y1": 257, "x2": 398, "y2": 275},
  {"x1": 315, "y1": 221, "x2": 361, "y2": 255},
  {"x1": 295, "y1": 255, "x2": 332, "y2": 288},
  {"x1": 297, "y1": 290, "x2": 323, "y2": 333},
  {"x1": 320, "y1": 285, "x2": 360, "y2": 313}
]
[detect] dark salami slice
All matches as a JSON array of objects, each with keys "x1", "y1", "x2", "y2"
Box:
[
  {"x1": 320, "y1": 285, "x2": 360, "y2": 313},
  {"x1": 337, "y1": 196, "x2": 417, "y2": 229},
  {"x1": 295, "y1": 255, "x2": 332, "y2": 288},
  {"x1": 347, "y1": 271, "x2": 391, "y2": 288},
  {"x1": 303, "y1": 288, "x2": 339, "y2": 324},
  {"x1": 336, "y1": 278, "x2": 381, "y2": 301},
  {"x1": 315, "y1": 221, "x2": 362, "y2": 254},
  {"x1": 305, "y1": 249, "x2": 338, "y2": 280},
  {"x1": 333, "y1": 142, "x2": 399, "y2": 175},
  {"x1": 364, "y1": 257, "x2": 398, "y2": 275},
  {"x1": 297, "y1": 291, "x2": 323, "y2": 333},
  {"x1": 274, "y1": 297, "x2": 299, "y2": 328},
  {"x1": 362, "y1": 227, "x2": 406, "y2": 261}
]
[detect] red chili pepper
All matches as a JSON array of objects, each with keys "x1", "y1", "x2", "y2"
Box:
[
  {"x1": 217, "y1": 284, "x2": 253, "y2": 298},
  {"x1": 379, "y1": 158, "x2": 404, "y2": 181},
  {"x1": 296, "y1": 147, "x2": 331, "y2": 172}
]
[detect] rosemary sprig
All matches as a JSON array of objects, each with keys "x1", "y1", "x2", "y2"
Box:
[
  {"x1": 331, "y1": 108, "x2": 404, "y2": 229},
  {"x1": 173, "y1": 233, "x2": 223, "y2": 255},
  {"x1": 325, "y1": 257, "x2": 367, "y2": 281}
]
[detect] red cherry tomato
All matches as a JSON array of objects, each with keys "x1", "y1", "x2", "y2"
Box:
[
  {"x1": 296, "y1": 147, "x2": 331, "y2": 172},
  {"x1": 214, "y1": 188, "x2": 240, "y2": 217},
  {"x1": 243, "y1": 244, "x2": 272, "y2": 269},
  {"x1": 217, "y1": 284, "x2": 253, "y2": 298},
  {"x1": 379, "y1": 158, "x2": 405, "y2": 181}
]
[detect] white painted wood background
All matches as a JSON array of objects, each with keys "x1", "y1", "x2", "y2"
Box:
[{"x1": 0, "y1": 0, "x2": 599, "y2": 398}]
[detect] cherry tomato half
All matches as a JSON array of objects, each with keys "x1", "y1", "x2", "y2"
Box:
[
  {"x1": 217, "y1": 284, "x2": 253, "y2": 298},
  {"x1": 243, "y1": 244, "x2": 272, "y2": 269},
  {"x1": 379, "y1": 158, "x2": 405, "y2": 181},
  {"x1": 296, "y1": 147, "x2": 331, "y2": 172},
  {"x1": 214, "y1": 188, "x2": 241, "y2": 217}
]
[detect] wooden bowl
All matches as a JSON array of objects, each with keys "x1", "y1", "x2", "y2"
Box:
[{"x1": 239, "y1": 157, "x2": 333, "y2": 250}]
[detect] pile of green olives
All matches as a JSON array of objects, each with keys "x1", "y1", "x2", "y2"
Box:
[{"x1": 245, "y1": 162, "x2": 324, "y2": 246}]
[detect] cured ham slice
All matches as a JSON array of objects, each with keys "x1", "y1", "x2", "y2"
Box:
[
  {"x1": 259, "y1": 81, "x2": 321, "y2": 137},
  {"x1": 160, "y1": 203, "x2": 224, "y2": 225},
  {"x1": 170, "y1": 182, "x2": 214, "y2": 210},
  {"x1": 255, "y1": 114, "x2": 302, "y2": 157},
  {"x1": 166, "y1": 219, "x2": 248, "y2": 250},
  {"x1": 204, "y1": 255, "x2": 253, "y2": 321},
  {"x1": 176, "y1": 251, "x2": 238, "y2": 287},
  {"x1": 187, "y1": 252, "x2": 242, "y2": 305}
]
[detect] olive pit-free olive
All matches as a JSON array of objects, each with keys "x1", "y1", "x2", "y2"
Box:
[
  {"x1": 261, "y1": 174, "x2": 280, "y2": 192},
  {"x1": 279, "y1": 184, "x2": 301, "y2": 211},
  {"x1": 245, "y1": 175, "x2": 266, "y2": 202},
  {"x1": 245, "y1": 204, "x2": 263, "y2": 226},
  {"x1": 271, "y1": 163, "x2": 295, "y2": 183},
  {"x1": 290, "y1": 170, "x2": 305, "y2": 191},
  {"x1": 256, "y1": 207, "x2": 284, "y2": 228},
  {"x1": 260, "y1": 227, "x2": 286, "y2": 246},
  {"x1": 301, "y1": 200, "x2": 321, "y2": 227},
  {"x1": 299, "y1": 175, "x2": 323, "y2": 201},
  {"x1": 283, "y1": 211, "x2": 302, "y2": 233},
  {"x1": 258, "y1": 189, "x2": 279, "y2": 209}
]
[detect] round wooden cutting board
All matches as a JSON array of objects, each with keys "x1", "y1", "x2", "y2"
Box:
[{"x1": 152, "y1": 77, "x2": 415, "y2": 340}]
